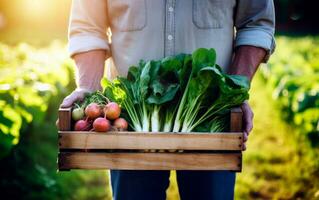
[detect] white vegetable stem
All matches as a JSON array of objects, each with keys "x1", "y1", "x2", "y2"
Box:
[
  {"x1": 141, "y1": 103, "x2": 150, "y2": 132},
  {"x1": 151, "y1": 106, "x2": 160, "y2": 132}
]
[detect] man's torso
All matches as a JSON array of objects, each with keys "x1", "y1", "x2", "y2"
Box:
[{"x1": 106, "y1": 0, "x2": 237, "y2": 79}]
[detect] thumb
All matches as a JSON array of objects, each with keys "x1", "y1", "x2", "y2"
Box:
[{"x1": 60, "y1": 91, "x2": 86, "y2": 108}]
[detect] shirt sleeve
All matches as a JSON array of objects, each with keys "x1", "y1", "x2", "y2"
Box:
[
  {"x1": 68, "y1": 0, "x2": 110, "y2": 58},
  {"x1": 234, "y1": 0, "x2": 276, "y2": 62}
]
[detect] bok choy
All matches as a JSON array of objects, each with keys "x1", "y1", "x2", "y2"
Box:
[{"x1": 102, "y1": 48, "x2": 250, "y2": 132}]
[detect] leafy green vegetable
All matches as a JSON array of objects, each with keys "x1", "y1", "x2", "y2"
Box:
[{"x1": 102, "y1": 48, "x2": 250, "y2": 132}]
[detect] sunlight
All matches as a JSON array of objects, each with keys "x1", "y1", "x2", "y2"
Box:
[{"x1": 21, "y1": 0, "x2": 52, "y2": 18}]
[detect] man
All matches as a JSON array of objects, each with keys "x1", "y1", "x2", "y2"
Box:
[{"x1": 61, "y1": 0, "x2": 275, "y2": 199}]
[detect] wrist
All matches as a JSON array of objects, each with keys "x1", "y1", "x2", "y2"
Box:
[
  {"x1": 77, "y1": 72, "x2": 103, "y2": 91},
  {"x1": 74, "y1": 87, "x2": 94, "y2": 94},
  {"x1": 77, "y1": 86, "x2": 101, "y2": 92},
  {"x1": 228, "y1": 66, "x2": 253, "y2": 81},
  {"x1": 74, "y1": 50, "x2": 106, "y2": 92}
]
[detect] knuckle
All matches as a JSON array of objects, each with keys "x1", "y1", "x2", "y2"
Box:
[
  {"x1": 245, "y1": 133, "x2": 248, "y2": 140},
  {"x1": 71, "y1": 90, "x2": 83, "y2": 100},
  {"x1": 247, "y1": 124, "x2": 253, "y2": 132}
]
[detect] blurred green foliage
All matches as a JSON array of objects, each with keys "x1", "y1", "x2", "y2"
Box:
[
  {"x1": 260, "y1": 37, "x2": 319, "y2": 145},
  {"x1": 0, "y1": 42, "x2": 73, "y2": 158},
  {"x1": 235, "y1": 74, "x2": 319, "y2": 199},
  {"x1": 0, "y1": 42, "x2": 111, "y2": 199}
]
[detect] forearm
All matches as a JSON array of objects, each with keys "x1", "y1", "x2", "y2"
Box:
[
  {"x1": 228, "y1": 45, "x2": 266, "y2": 81},
  {"x1": 74, "y1": 50, "x2": 106, "y2": 91}
]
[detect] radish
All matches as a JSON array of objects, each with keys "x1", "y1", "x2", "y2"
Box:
[
  {"x1": 104, "y1": 102, "x2": 121, "y2": 120},
  {"x1": 85, "y1": 103, "x2": 102, "y2": 119},
  {"x1": 93, "y1": 117, "x2": 111, "y2": 132},
  {"x1": 113, "y1": 118, "x2": 128, "y2": 131},
  {"x1": 74, "y1": 119, "x2": 91, "y2": 131},
  {"x1": 72, "y1": 107, "x2": 84, "y2": 121}
]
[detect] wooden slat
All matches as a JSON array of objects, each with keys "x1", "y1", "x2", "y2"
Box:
[
  {"x1": 230, "y1": 107, "x2": 243, "y2": 132},
  {"x1": 58, "y1": 132, "x2": 243, "y2": 150},
  {"x1": 58, "y1": 152, "x2": 242, "y2": 171},
  {"x1": 58, "y1": 107, "x2": 72, "y2": 131},
  {"x1": 230, "y1": 107, "x2": 243, "y2": 171}
]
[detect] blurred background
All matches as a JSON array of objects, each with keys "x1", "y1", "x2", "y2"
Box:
[{"x1": 0, "y1": 0, "x2": 318, "y2": 199}]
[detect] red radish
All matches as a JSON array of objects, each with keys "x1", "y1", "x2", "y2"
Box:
[
  {"x1": 85, "y1": 103, "x2": 102, "y2": 119},
  {"x1": 104, "y1": 102, "x2": 121, "y2": 120},
  {"x1": 93, "y1": 117, "x2": 111, "y2": 132},
  {"x1": 74, "y1": 119, "x2": 91, "y2": 131},
  {"x1": 113, "y1": 118, "x2": 128, "y2": 131}
]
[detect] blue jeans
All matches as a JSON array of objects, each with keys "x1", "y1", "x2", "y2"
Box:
[{"x1": 110, "y1": 170, "x2": 236, "y2": 200}]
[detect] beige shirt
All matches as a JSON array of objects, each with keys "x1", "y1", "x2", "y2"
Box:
[{"x1": 68, "y1": 0, "x2": 275, "y2": 79}]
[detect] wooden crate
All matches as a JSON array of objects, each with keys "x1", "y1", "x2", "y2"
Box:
[{"x1": 58, "y1": 107, "x2": 243, "y2": 171}]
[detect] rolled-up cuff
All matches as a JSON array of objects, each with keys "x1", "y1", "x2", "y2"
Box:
[
  {"x1": 235, "y1": 28, "x2": 276, "y2": 63},
  {"x1": 68, "y1": 35, "x2": 110, "y2": 58}
]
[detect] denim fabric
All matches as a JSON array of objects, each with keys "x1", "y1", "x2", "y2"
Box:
[{"x1": 110, "y1": 170, "x2": 236, "y2": 200}]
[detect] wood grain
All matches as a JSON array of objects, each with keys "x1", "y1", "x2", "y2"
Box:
[
  {"x1": 58, "y1": 132, "x2": 244, "y2": 150},
  {"x1": 57, "y1": 107, "x2": 244, "y2": 171},
  {"x1": 58, "y1": 152, "x2": 242, "y2": 171},
  {"x1": 58, "y1": 107, "x2": 72, "y2": 131},
  {"x1": 230, "y1": 107, "x2": 243, "y2": 132},
  {"x1": 230, "y1": 107, "x2": 243, "y2": 171}
]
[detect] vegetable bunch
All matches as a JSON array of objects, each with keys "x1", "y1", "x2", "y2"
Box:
[
  {"x1": 102, "y1": 48, "x2": 250, "y2": 132},
  {"x1": 71, "y1": 91, "x2": 128, "y2": 132}
]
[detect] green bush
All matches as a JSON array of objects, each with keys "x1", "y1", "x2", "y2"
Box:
[
  {"x1": 261, "y1": 37, "x2": 319, "y2": 144},
  {"x1": 0, "y1": 42, "x2": 74, "y2": 157},
  {"x1": 0, "y1": 42, "x2": 111, "y2": 199}
]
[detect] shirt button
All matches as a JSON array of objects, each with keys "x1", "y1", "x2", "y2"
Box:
[
  {"x1": 167, "y1": 35, "x2": 173, "y2": 40},
  {"x1": 168, "y1": 7, "x2": 174, "y2": 12}
]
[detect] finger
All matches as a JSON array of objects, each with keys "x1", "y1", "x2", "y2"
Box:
[
  {"x1": 242, "y1": 143, "x2": 247, "y2": 151},
  {"x1": 245, "y1": 118, "x2": 253, "y2": 135},
  {"x1": 243, "y1": 131, "x2": 248, "y2": 142},
  {"x1": 60, "y1": 91, "x2": 85, "y2": 108},
  {"x1": 60, "y1": 96, "x2": 74, "y2": 108},
  {"x1": 241, "y1": 103, "x2": 254, "y2": 135}
]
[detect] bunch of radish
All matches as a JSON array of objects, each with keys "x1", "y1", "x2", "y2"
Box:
[{"x1": 72, "y1": 100, "x2": 128, "y2": 132}]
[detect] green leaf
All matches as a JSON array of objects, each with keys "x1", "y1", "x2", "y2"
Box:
[
  {"x1": 224, "y1": 74, "x2": 250, "y2": 90},
  {"x1": 0, "y1": 109, "x2": 14, "y2": 128},
  {"x1": 146, "y1": 84, "x2": 180, "y2": 104},
  {"x1": 139, "y1": 61, "x2": 152, "y2": 99},
  {"x1": 127, "y1": 66, "x2": 140, "y2": 82},
  {"x1": 160, "y1": 56, "x2": 182, "y2": 76},
  {"x1": 192, "y1": 48, "x2": 216, "y2": 75},
  {"x1": 178, "y1": 54, "x2": 192, "y2": 90}
]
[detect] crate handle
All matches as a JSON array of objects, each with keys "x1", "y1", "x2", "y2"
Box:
[
  {"x1": 58, "y1": 107, "x2": 72, "y2": 131},
  {"x1": 230, "y1": 107, "x2": 243, "y2": 132},
  {"x1": 230, "y1": 107, "x2": 243, "y2": 152}
]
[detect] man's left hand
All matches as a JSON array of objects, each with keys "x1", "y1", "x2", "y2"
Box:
[{"x1": 240, "y1": 101, "x2": 254, "y2": 150}]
